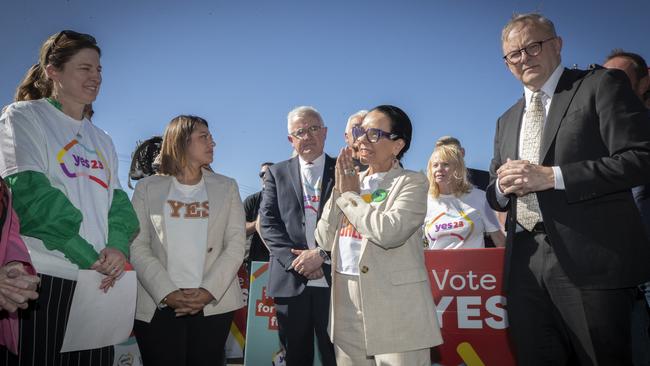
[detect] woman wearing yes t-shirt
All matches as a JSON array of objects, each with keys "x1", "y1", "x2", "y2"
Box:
[
  {"x1": 0, "y1": 30, "x2": 138, "y2": 365},
  {"x1": 130, "y1": 115, "x2": 246, "y2": 366},
  {"x1": 424, "y1": 145, "x2": 505, "y2": 249}
]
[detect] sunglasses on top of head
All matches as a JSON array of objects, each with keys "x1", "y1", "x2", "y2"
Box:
[{"x1": 45, "y1": 30, "x2": 97, "y2": 62}]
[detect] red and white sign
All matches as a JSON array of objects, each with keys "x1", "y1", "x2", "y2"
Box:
[{"x1": 425, "y1": 248, "x2": 515, "y2": 366}]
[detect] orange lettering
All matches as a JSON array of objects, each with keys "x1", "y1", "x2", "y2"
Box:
[
  {"x1": 185, "y1": 202, "x2": 201, "y2": 218},
  {"x1": 167, "y1": 200, "x2": 184, "y2": 217}
]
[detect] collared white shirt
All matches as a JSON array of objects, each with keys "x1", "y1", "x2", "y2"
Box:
[
  {"x1": 496, "y1": 64, "x2": 566, "y2": 206},
  {"x1": 299, "y1": 153, "x2": 328, "y2": 287}
]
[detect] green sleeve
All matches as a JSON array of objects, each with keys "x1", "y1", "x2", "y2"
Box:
[
  {"x1": 5, "y1": 171, "x2": 99, "y2": 269},
  {"x1": 106, "y1": 189, "x2": 139, "y2": 257}
]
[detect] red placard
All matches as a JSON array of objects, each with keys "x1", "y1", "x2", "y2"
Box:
[{"x1": 425, "y1": 248, "x2": 515, "y2": 366}]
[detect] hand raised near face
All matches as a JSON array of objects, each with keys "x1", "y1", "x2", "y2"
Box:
[{"x1": 335, "y1": 147, "x2": 360, "y2": 194}]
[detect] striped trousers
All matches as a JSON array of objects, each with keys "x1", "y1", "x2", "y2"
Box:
[{"x1": 1, "y1": 274, "x2": 114, "y2": 366}]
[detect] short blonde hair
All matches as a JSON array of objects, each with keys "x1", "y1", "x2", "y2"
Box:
[
  {"x1": 158, "y1": 115, "x2": 209, "y2": 177},
  {"x1": 427, "y1": 144, "x2": 472, "y2": 198}
]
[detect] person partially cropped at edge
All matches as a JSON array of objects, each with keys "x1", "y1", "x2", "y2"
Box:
[
  {"x1": 487, "y1": 13, "x2": 650, "y2": 365},
  {"x1": 0, "y1": 177, "x2": 39, "y2": 354},
  {"x1": 0, "y1": 30, "x2": 138, "y2": 365}
]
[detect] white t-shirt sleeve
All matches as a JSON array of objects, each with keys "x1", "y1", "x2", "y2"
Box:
[
  {"x1": 480, "y1": 194, "x2": 501, "y2": 232},
  {"x1": 466, "y1": 188, "x2": 500, "y2": 233},
  {"x1": 107, "y1": 137, "x2": 122, "y2": 191},
  {"x1": 0, "y1": 103, "x2": 48, "y2": 177}
]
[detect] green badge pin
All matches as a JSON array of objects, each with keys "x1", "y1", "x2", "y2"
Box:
[{"x1": 371, "y1": 189, "x2": 388, "y2": 202}]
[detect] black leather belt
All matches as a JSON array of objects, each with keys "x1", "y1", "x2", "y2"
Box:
[{"x1": 531, "y1": 222, "x2": 546, "y2": 233}]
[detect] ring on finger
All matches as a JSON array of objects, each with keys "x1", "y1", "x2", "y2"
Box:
[{"x1": 344, "y1": 168, "x2": 355, "y2": 176}]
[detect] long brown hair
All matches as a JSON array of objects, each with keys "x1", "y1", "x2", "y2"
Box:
[
  {"x1": 158, "y1": 115, "x2": 210, "y2": 177},
  {"x1": 15, "y1": 31, "x2": 101, "y2": 105}
]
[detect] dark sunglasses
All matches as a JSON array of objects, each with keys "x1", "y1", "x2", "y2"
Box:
[
  {"x1": 351, "y1": 126, "x2": 400, "y2": 143},
  {"x1": 45, "y1": 30, "x2": 97, "y2": 62},
  {"x1": 258, "y1": 171, "x2": 266, "y2": 179}
]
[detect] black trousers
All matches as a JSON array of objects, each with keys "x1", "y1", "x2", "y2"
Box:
[
  {"x1": 134, "y1": 307, "x2": 234, "y2": 366},
  {"x1": 274, "y1": 286, "x2": 336, "y2": 366},
  {"x1": 1, "y1": 274, "x2": 114, "y2": 366},
  {"x1": 507, "y1": 229, "x2": 636, "y2": 366}
]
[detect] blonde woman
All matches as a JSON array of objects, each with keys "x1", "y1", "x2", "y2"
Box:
[
  {"x1": 424, "y1": 144, "x2": 504, "y2": 249},
  {"x1": 130, "y1": 115, "x2": 245, "y2": 366}
]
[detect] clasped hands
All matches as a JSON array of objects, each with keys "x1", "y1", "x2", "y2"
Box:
[
  {"x1": 0, "y1": 261, "x2": 40, "y2": 312},
  {"x1": 497, "y1": 159, "x2": 555, "y2": 196},
  {"x1": 335, "y1": 147, "x2": 360, "y2": 194},
  {"x1": 290, "y1": 249, "x2": 324, "y2": 280},
  {"x1": 90, "y1": 247, "x2": 126, "y2": 293},
  {"x1": 164, "y1": 288, "x2": 214, "y2": 317}
]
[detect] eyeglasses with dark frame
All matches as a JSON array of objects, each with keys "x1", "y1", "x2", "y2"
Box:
[
  {"x1": 44, "y1": 30, "x2": 97, "y2": 63},
  {"x1": 351, "y1": 126, "x2": 400, "y2": 143},
  {"x1": 503, "y1": 37, "x2": 556, "y2": 65},
  {"x1": 289, "y1": 125, "x2": 324, "y2": 140}
]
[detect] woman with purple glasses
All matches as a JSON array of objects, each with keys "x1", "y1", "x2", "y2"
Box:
[{"x1": 315, "y1": 105, "x2": 442, "y2": 365}]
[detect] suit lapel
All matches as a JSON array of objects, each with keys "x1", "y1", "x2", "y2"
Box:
[
  {"x1": 358, "y1": 164, "x2": 404, "y2": 257},
  {"x1": 506, "y1": 98, "x2": 525, "y2": 161},
  {"x1": 288, "y1": 157, "x2": 305, "y2": 216},
  {"x1": 540, "y1": 69, "x2": 581, "y2": 163},
  {"x1": 147, "y1": 176, "x2": 173, "y2": 250},
  {"x1": 204, "y1": 170, "x2": 226, "y2": 239},
  {"x1": 318, "y1": 155, "x2": 336, "y2": 219}
]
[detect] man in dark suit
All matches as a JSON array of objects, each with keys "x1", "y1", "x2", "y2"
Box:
[
  {"x1": 259, "y1": 106, "x2": 336, "y2": 366},
  {"x1": 604, "y1": 50, "x2": 650, "y2": 366},
  {"x1": 486, "y1": 13, "x2": 650, "y2": 365},
  {"x1": 604, "y1": 50, "x2": 650, "y2": 238}
]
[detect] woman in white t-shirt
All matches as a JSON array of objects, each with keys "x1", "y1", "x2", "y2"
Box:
[
  {"x1": 424, "y1": 144, "x2": 505, "y2": 249},
  {"x1": 130, "y1": 115, "x2": 246, "y2": 366},
  {"x1": 0, "y1": 31, "x2": 139, "y2": 365}
]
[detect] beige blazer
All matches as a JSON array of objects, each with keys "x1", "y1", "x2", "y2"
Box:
[
  {"x1": 130, "y1": 170, "x2": 246, "y2": 322},
  {"x1": 315, "y1": 166, "x2": 443, "y2": 355}
]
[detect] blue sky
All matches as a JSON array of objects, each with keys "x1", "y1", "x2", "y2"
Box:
[{"x1": 2, "y1": 0, "x2": 649, "y2": 198}]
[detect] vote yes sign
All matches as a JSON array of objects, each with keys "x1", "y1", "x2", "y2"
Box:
[{"x1": 425, "y1": 248, "x2": 515, "y2": 366}]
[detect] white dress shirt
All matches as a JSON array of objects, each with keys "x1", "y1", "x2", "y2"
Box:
[
  {"x1": 496, "y1": 64, "x2": 566, "y2": 208},
  {"x1": 299, "y1": 154, "x2": 328, "y2": 287}
]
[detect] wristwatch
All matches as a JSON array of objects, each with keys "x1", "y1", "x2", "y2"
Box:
[{"x1": 317, "y1": 247, "x2": 330, "y2": 261}]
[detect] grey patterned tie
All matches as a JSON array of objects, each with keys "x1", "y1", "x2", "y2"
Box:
[{"x1": 517, "y1": 91, "x2": 544, "y2": 231}]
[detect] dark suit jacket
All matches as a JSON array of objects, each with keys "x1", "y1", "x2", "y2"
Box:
[
  {"x1": 259, "y1": 155, "x2": 336, "y2": 298},
  {"x1": 487, "y1": 67, "x2": 650, "y2": 290},
  {"x1": 634, "y1": 185, "x2": 650, "y2": 239}
]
